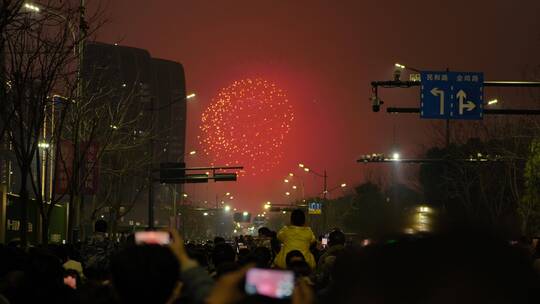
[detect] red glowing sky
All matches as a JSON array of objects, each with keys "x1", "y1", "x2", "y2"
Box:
[{"x1": 98, "y1": 0, "x2": 540, "y2": 212}]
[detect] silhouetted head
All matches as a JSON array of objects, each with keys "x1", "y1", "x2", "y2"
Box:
[
  {"x1": 111, "y1": 245, "x2": 179, "y2": 304},
  {"x1": 329, "y1": 230, "x2": 346, "y2": 247},
  {"x1": 211, "y1": 243, "x2": 236, "y2": 268},
  {"x1": 291, "y1": 209, "x2": 306, "y2": 226},
  {"x1": 258, "y1": 227, "x2": 272, "y2": 237},
  {"x1": 286, "y1": 250, "x2": 305, "y2": 269},
  {"x1": 246, "y1": 247, "x2": 272, "y2": 268},
  {"x1": 94, "y1": 220, "x2": 107, "y2": 233},
  {"x1": 214, "y1": 237, "x2": 226, "y2": 246}
]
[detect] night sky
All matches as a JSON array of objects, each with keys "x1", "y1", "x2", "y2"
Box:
[{"x1": 98, "y1": 0, "x2": 540, "y2": 213}]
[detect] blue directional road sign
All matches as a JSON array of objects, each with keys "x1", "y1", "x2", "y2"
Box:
[{"x1": 420, "y1": 71, "x2": 484, "y2": 120}]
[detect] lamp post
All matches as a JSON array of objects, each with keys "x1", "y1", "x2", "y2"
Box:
[
  {"x1": 298, "y1": 163, "x2": 327, "y2": 199},
  {"x1": 23, "y1": 0, "x2": 87, "y2": 243},
  {"x1": 215, "y1": 192, "x2": 234, "y2": 209},
  {"x1": 298, "y1": 163, "x2": 329, "y2": 234},
  {"x1": 284, "y1": 172, "x2": 305, "y2": 202}
]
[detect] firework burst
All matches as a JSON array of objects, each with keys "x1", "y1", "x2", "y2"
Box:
[{"x1": 199, "y1": 78, "x2": 294, "y2": 175}]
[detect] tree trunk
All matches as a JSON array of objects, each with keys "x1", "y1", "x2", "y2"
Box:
[
  {"x1": 41, "y1": 216, "x2": 49, "y2": 245},
  {"x1": 67, "y1": 194, "x2": 80, "y2": 243},
  {"x1": 19, "y1": 170, "x2": 29, "y2": 247}
]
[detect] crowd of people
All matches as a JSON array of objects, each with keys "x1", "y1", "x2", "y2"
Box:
[{"x1": 1, "y1": 208, "x2": 540, "y2": 303}]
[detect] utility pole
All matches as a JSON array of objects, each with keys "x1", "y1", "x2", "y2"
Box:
[
  {"x1": 67, "y1": 0, "x2": 88, "y2": 243},
  {"x1": 323, "y1": 169, "x2": 327, "y2": 200},
  {"x1": 148, "y1": 110, "x2": 155, "y2": 229}
]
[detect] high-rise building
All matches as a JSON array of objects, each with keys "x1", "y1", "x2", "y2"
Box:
[{"x1": 82, "y1": 42, "x2": 187, "y2": 227}]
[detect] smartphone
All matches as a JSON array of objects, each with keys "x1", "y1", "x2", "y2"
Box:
[
  {"x1": 245, "y1": 268, "x2": 295, "y2": 299},
  {"x1": 135, "y1": 231, "x2": 171, "y2": 245},
  {"x1": 321, "y1": 238, "x2": 328, "y2": 248}
]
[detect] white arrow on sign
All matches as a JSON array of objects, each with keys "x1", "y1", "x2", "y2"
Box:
[
  {"x1": 430, "y1": 87, "x2": 445, "y2": 115},
  {"x1": 457, "y1": 89, "x2": 476, "y2": 115}
]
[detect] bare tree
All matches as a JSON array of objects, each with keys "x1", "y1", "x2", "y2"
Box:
[
  {"x1": 1, "y1": 1, "x2": 84, "y2": 246},
  {"x1": 0, "y1": 0, "x2": 110, "y2": 245}
]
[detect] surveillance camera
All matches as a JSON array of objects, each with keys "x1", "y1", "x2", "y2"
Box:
[{"x1": 371, "y1": 96, "x2": 383, "y2": 112}]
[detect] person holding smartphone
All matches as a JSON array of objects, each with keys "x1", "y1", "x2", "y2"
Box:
[
  {"x1": 274, "y1": 209, "x2": 317, "y2": 270},
  {"x1": 110, "y1": 230, "x2": 214, "y2": 304}
]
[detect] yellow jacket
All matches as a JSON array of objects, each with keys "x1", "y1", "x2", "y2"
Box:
[{"x1": 274, "y1": 225, "x2": 316, "y2": 269}]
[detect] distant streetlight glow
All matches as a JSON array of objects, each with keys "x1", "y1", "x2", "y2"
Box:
[
  {"x1": 282, "y1": 211, "x2": 287, "y2": 214},
  {"x1": 182, "y1": 193, "x2": 188, "y2": 198},
  {"x1": 284, "y1": 179, "x2": 289, "y2": 183},
  {"x1": 488, "y1": 99, "x2": 498, "y2": 105},
  {"x1": 229, "y1": 196, "x2": 234, "y2": 200},
  {"x1": 225, "y1": 192, "x2": 231, "y2": 196},
  {"x1": 186, "y1": 93, "x2": 196, "y2": 100},
  {"x1": 304, "y1": 167, "x2": 310, "y2": 172},
  {"x1": 341, "y1": 183, "x2": 347, "y2": 188},
  {"x1": 189, "y1": 150, "x2": 197, "y2": 155},
  {"x1": 298, "y1": 163, "x2": 304, "y2": 168},
  {"x1": 38, "y1": 142, "x2": 50, "y2": 149},
  {"x1": 395, "y1": 63, "x2": 406, "y2": 69},
  {"x1": 392, "y1": 152, "x2": 400, "y2": 160},
  {"x1": 243, "y1": 211, "x2": 248, "y2": 216},
  {"x1": 292, "y1": 185, "x2": 297, "y2": 189},
  {"x1": 224, "y1": 205, "x2": 231, "y2": 212},
  {"x1": 285, "y1": 192, "x2": 290, "y2": 196},
  {"x1": 23, "y1": 3, "x2": 40, "y2": 12},
  {"x1": 288, "y1": 173, "x2": 294, "y2": 177},
  {"x1": 203, "y1": 212, "x2": 208, "y2": 216}
]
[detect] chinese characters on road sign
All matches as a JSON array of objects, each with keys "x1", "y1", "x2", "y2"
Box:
[{"x1": 420, "y1": 71, "x2": 484, "y2": 120}]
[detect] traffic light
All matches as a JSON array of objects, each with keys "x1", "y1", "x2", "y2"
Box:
[
  {"x1": 159, "y1": 162, "x2": 185, "y2": 183},
  {"x1": 214, "y1": 173, "x2": 237, "y2": 182},
  {"x1": 184, "y1": 174, "x2": 209, "y2": 183}
]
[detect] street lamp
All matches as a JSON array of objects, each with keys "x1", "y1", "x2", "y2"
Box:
[
  {"x1": 38, "y1": 142, "x2": 50, "y2": 149},
  {"x1": 189, "y1": 150, "x2": 197, "y2": 155},
  {"x1": 487, "y1": 99, "x2": 498, "y2": 105},
  {"x1": 224, "y1": 205, "x2": 231, "y2": 212},
  {"x1": 23, "y1": 3, "x2": 41, "y2": 12},
  {"x1": 285, "y1": 192, "x2": 290, "y2": 196},
  {"x1": 203, "y1": 212, "x2": 209, "y2": 216},
  {"x1": 298, "y1": 163, "x2": 327, "y2": 198},
  {"x1": 284, "y1": 179, "x2": 289, "y2": 183},
  {"x1": 340, "y1": 183, "x2": 347, "y2": 188},
  {"x1": 243, "y1": 211, "x2": 248, "y2": 216},
  {"x1": 186, "y1": 93, "x2": 196, "y2": 100},
  {"x1": 215, "y1": 192, "x2": 233, "y2": 208},
  {"x1": 392, "y1": 152, "x2": 400, "y2": 160}
]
